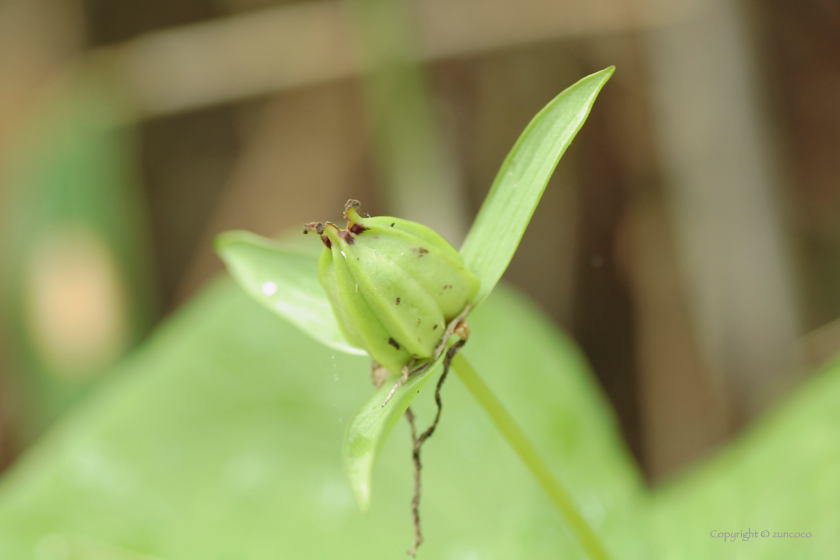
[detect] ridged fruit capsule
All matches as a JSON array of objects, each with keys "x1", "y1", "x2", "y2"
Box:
[{"x1": 304, "y1": 200, "x2": 479, "y2": 374}]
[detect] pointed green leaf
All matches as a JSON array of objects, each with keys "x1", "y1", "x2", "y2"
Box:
[
  {"x1": 460, "y1": 67, "x2": 614, "y2": 306},
  {"x1": 215, "y1": 230, "x2": 366, "y2": 355},
  {"x1": 341, "y1": 350, "x2": 446, "y2": 512}
]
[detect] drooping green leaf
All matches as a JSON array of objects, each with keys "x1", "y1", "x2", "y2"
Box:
[
  {"x1": 460, "y1": 67, "x2": 614, "y2": 306},
  {"x1": 0, "y1": 280, "x2": 645, "y2": 559},
  {"x1": 214, "y1": 230, "x2": 365, "y2": 356},
  {"x1": 342, "y1": 352, "x2": 446, "y2": 512}
]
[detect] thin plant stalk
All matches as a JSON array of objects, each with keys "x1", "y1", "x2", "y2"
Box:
[{"x1": 451, "y1": 353, "x2": 611, "y2": 560}]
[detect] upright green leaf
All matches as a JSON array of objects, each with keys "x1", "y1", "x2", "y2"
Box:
[
  {"x1": 215, "y1": 231, "x2": 365, "y2": 355},
  {"x1": 460, "y1": 67, "x2": 614, "y2": 306}
]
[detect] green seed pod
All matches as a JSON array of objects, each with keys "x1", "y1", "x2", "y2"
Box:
[{"x1": 305, "y1": 200, "x2": 479, "y2": 374}]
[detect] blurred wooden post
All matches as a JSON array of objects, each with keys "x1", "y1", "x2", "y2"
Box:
[
  {"x1": 344, "y1": 0, "x2": 468, "y2": 242},
  {"x1": 644, "y1": 0, "x2": 801, "y2": 422}
]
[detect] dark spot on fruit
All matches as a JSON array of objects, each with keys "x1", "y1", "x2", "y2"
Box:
[
  {"x1": 339, "y1": 231, "x2": 355, "y2": 245},
  {"x1": 390, "y1": 223, "x2": 395, "y2": 227},
  {"x1": 349, "y1": 222, "x2": 368, "y2": 235},
  {"x1": 396, "y1": 297, "x2": 401, "y2": 305},
  {"x1": 443, "y1": 284, "x2": 452, "y2": 290},
  {"x1": 321, "y1": 235, "x2": 331, "y2": 249},
  {"x1": 433, "y1": 325, "x2": 438, "y2": 330},
  {"x1": 416, "y1": 319, "x2": 421, "y2": 325},
  {"x1": 412, "y1": 247, "x2": 429, "y2": 256},
  {"x1": 388, "y1": 338, "x2": 400, "y2": 350}
]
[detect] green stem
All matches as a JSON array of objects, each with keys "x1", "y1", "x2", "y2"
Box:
[{"x1": 451, "y1": 353, "x2": 611, "y2": 560}]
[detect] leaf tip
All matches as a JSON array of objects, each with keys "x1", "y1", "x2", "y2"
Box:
[
  {"x1": 351, "y1": 479, "x2": 371, "y2": 513},
  {"x1": 343, "y1": 437, "x2": 373, "y2": 512},
  {"x1": 212, "y1": 230, "x2": 246, "y2": 255},
  {"x1": 588, "y1": 66, "x2": 615, "y2": 89}
]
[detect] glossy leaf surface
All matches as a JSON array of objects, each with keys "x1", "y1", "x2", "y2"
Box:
[
  {"x1": 460, "y1": 66, "x2": 614, "y2": 306},
  {"x1": 215, "y1": 231, "x2": 365, "y2": 356}
]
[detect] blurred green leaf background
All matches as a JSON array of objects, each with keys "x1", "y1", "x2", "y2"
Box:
[{"x1": 2, "y1": 0, "x2": 840, "y2": 558}]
